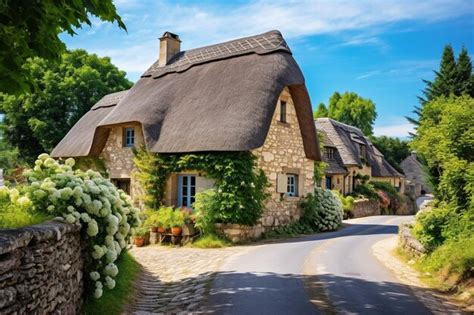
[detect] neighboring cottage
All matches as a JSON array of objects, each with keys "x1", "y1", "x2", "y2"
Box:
[
  {"x1": 315, "y1": 118, "x2": 404, "y2": 195},
  {"x1": 52, "y1": 30, "x2": 320, "y2": 229},
  {"x1": 400, "y1": 152, "x2": 431, "y2": 196}
]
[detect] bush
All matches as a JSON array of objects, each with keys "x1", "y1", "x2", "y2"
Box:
[
  {"x1": 371, "y1": 181, "x2": 398, "y2": 199},
  {"x1": 193, "y1": 189, "x2": 219, "y2": 234},
  {"x1": 412, "y1": 206, "x2": 454, "y2": 251},
  {"x1": 0, "y1": 186, "x2": 51, "y2": 228},
  {"x1": 332, "y1": 190, "x2": 354, "y2": 219},
  {"x1": 351, "y1": 183, "x2": 378, "y2": 200},
  {"x1": 21, "y1": 154, "x2": 141, "y2": 299},
  {"x1": 265, "y1": 221, "x2": 317, "y2": 238},
  {"x1": 299, "y1": 187, "x2": 344, "y2": 231}
]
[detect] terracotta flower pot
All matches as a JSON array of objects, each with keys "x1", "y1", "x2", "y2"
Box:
[
  {"x1": 135, "y1": 237, "x2": 145, "y2": 247},
  {"x1": 157, "y1": 227, "x2": 166, "y2": 233},
  {"x1": 171, "y1": 226, "x2": 182, "y2": 236}
]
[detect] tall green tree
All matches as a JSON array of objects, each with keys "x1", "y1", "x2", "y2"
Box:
[
  {"x1": 0, "y1": 50, "x2": 133, "y2": 162},
  {"x1": 411, "y1": 95, "x2": 474, "y2": 209},
  {"x1": 369, "y1": 136, "x2": 410, "y2": 173},
  {"x1": 316, "y1": 91, "x2": 377, "y2": 135},
  {"x1": 314, "y1": 102, "x2": 328, "y2": 118},
  {"x1": 407, "y1": 45, "x2": 474, "y2": 127},
  {"x1": 0, "y1": 0, "x2": 126, "y2": 94}
]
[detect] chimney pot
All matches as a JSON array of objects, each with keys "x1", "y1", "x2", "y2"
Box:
[{"x1": 159, "y1": 31, "x2": 181, "y2": 67}]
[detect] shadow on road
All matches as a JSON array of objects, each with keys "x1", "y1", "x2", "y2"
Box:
[{"x1": 127, "y1": 268, "x2": 441, "y2": 314}]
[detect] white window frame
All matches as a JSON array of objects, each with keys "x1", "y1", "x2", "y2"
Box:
[
  {"x1": 287, "y1": 174, "x2": 298, "y2": 197},
  {"x1": 177, "y1": 174, "x2": 196, "y2": 207}
]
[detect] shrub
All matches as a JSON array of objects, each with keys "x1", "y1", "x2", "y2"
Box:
[
  {"x1": 371, "y1": 181, "x2": 398, "y2": 200},
  {"x1": 332, "y1": 190, "x2": 354, "y2": 218},
  {"x1": 352, "y1": 182, "x2": 378, "y2": 200},
  {"x1": 299, "y1": 187, "x2": 344, "y2": 231},
  {"x1": 265, "y1": 221, "x2": 317, "y2": 238},
  {"x1": 22, "y1": 154, "x2": 140, "y2": 299},
  {"x1": 190, "y1": 234, "x2": 229, "y2": 248},
  {"x1": 0, "y1": 186, "x2": 50, "y2": 228},
  {"x1": 193, "y1": 189, "x2": 219, "y2": 234},
  {"x1": 412, "y1": 206, "x2": 454, "y2": 251}
]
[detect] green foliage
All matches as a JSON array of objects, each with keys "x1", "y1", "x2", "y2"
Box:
[
  {"x1": 352, "y1": 182, "x2": 378, "y2": 200},
  {"x1": 371, "y1": 181, "x2": 399, "y2": 200},
  {"x1": 408, "y1": 45, "x2": 474, "y2": 127},
  {"x1": 299, "y1": 187, "x2": 344, "y2": 231},
  {"x1": 189, "y1": 234, "x2": 230, "y2": 248},
  {"x1": 83, "y1": 251, "x2": 140, "y2": 315},
  {"x1": 411, "y1": 96, "x2": 474, "y2": 209},
  {"x1": 193, "y1": 189, "x2": 219, "y2": 234},
  {"x1": 369, "y1": 136, "x2": 410, "y2": 173},
  {"x1": 332, "y1": 190, "x2": 354, "y2": 218},
  {"x1": 0, "y1": 186, "x2": 51, "y2": 228},
  {"x1": 21, "y1": 154, "x2": 140, "y2": 299},
  {"x1": 131, "y1": 226, "x2": 148, "y2": 237},
  {"x1": 0, "y1": 50, "x2": 133, "y2": 162},
  {"x1": 133, "y1": 149, "x2": 269, "y2": 226},
  {"x1": 317, "y1": 91, "x2": 377, "y2": 136},
  {"x1": 265, "y1": 221, "x2": 317, "y2": 238},
  {"x1": 313, "y1": 102, "x2": 328, "y2": 118},
  {"x1": 0, "y1": 1, "x2": 126, "y2": 94}
]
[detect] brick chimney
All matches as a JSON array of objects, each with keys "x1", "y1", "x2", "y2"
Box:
[{"x1": 158, "y1": 32, "x2": 181, "y2": 67}]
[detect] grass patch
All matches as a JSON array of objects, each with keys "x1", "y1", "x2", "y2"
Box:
[
  {"x1": 83, "y1": 251, "x2": 141, "y2": 315},
  {"x1": 188, "y1": 234, "x2": 230, "y2": 248}
]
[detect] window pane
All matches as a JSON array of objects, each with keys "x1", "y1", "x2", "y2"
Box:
[
  {"x1": 191, "y1": 176, "x2": 195, "y2": 186},
  {"x1": 190, "y1": 186, "x2": 195, "y2": 197}
]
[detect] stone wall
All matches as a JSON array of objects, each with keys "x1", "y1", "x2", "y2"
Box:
[
  {"x1": 0, "y1": 220, "x2": 83, "y2": 314},
  {"x1": 252, "y1": 87, "x2": 315, "y2": 230},
  {"x1": 351, "y1": 199, "x2": 380, "y2": 218},
  {"x1": 100, "y1": 124, "x2": 144, "y2": 202},
  {"x1": 399, "y1": 223, "x2": 426, "y2": 257},
  {"x1": 214, "y1": 223, "x2": 265, "y2": 243}
]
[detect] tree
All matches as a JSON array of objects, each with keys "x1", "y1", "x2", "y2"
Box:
[
  {"x1": 314, "y1": 102, "x2": 328, "y2": 118},
  {"x1": 369, "y1": 136, "x2": 410, "y2": 173},
  {"x1": 0, "y1": 1, "x2": 125, "y2": 94},
  {"x1": 407, "y1": 45, "x2": 474, "y2": 127},
  {"x1": 325, "y1": 91, "x2": 377, "y2": 135},
  {"x1": 411, "y1": 95, "x2": 474, "y2": 209},
  {"x1": 0, "y1": 50, "x2": 133, "y2": 162}
]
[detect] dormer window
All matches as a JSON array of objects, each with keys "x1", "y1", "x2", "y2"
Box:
[
  {"x1": 359, "y1": 144, "x2": 366, "y2": 158},
  {"x1": 123, "y1": 127, "x2": 135, "y2": 147},
  {"x1": 326, "y1": 147, "x2": 336, "y2": 160},
  {"x1": 280, "y1": 100, "x2": 287, "y2": 123}
]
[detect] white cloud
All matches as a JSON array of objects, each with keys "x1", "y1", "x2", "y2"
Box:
[
  {"x1": 77, "y1": 0, "x2": 471, "y2": 76},
  {"x1": 356, "y1": 70, "x2": 381, "y2": 80},
  {"x1": 374, "y1": 121, "x2": 414, "y2": 138}
]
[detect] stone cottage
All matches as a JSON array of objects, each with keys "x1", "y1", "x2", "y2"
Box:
[
  {"x1": 315, "y1": 118, "x2": 404, "y2": 195},
  {"x1": 400, "y1": 152, "x2": 432, "y2": 196},
  {"x1": 52, "y1": 30, "x2": 321, "y2": 232}
]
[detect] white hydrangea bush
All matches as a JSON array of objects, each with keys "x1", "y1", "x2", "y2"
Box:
[
  {"x1": 23, "y1": 154, "x2": 141, "y2": 298},
  {"x1": 300, "y1": 187, "x2": 344, "y2": 231}
]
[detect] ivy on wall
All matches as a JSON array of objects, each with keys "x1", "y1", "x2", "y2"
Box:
[{"x1": 133, "y1": 148, "x2": 269, "y2": 226}]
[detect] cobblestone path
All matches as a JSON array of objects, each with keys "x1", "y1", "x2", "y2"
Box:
[{"x1": 125, "y1": 245, "x2": 247, "y2": 314}]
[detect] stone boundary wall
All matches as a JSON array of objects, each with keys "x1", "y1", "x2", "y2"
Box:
[
  {"x1": 351, "y1": 199, "x2": 380, "y2": 218},
  {"x1": 399, "y1": 223, "x2": 426, "y2": 257},
  {"x1": 0, "y1": 220, "x2": 83, "y2": 314},
  {"x1": 214, "y1": 223, "x2": 265, "y2": 243}
]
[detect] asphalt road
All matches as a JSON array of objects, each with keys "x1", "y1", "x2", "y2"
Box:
[{"x1": 206, "y1": 215, "x2": 434, "y2": 315}]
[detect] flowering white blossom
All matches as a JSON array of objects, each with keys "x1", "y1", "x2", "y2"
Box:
[
  {"x1": 90, "y1": 271, "x2": 100, "y2": 281},
  {"x1": 105, "y1": 276, "x2": 116, "y2": 289},
  {"x1": 104, "y1": 263, "x2": 119, "y2": 277},
  {"x1": 65, "y1": 214, "x2": 76, "y2": 224}
]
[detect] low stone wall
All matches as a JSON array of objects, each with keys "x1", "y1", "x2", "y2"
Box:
[
  {"x1": 399, "y1": 223, "x2": 426, "y2": 257},
  {"x1": 351, "y1": 199, "x2": 380, "y2": 218},
  {"x1": 0, "y1": 220, "x2": 83, "y2": 314},
  {"x1": 214, "y1": 223, "x2": 265, "y2": 243}
]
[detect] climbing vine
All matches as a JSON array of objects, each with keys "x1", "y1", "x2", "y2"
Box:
[{"x1": 133, "y1": 148, "x2": 269, "y2": 225}]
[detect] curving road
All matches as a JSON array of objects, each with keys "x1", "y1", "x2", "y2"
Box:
[{"x1": 205, "y1": 215, "x2": 435, "y2": 314}]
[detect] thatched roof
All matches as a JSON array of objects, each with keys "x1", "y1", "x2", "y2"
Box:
[
  {"x1": 52, "y1": 30, "x2": 320, "y2": 160},
  {"x1": 315, "y1": 118, "x2": 402, "y2": 177}
]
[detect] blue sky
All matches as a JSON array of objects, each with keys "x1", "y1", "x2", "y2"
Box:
[{"x1": 61, "y1": 0, "x2": 474, "y2": 137}]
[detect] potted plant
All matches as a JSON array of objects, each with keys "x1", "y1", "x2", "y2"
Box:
[
  {"x1": 170, "y1": 209, "x2": 185, "y2": 236},
  {"x1": 132, "y1": 227, "x2": 148, "y2": 247},
  {"x1": 156, "y1": 206, "x2": 173, "y2": 233}
]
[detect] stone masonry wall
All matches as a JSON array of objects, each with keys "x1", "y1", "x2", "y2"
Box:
[
  {"x1": 0, "y1": 220, "x2": 83, "y2": 314},
  {"x1": 252, "y1": 87, "x2": 315, "y2": 231},
  {"x1": 100, "y1": 124, "x2": 144, "y2": 203},
  {"x1": 351, "y1": 199, "x2": 380, "y2": 218}
]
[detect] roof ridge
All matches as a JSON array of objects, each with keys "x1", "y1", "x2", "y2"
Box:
[{"x1": 143, "y1": 30, "x2": 291, "y2": 78}]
